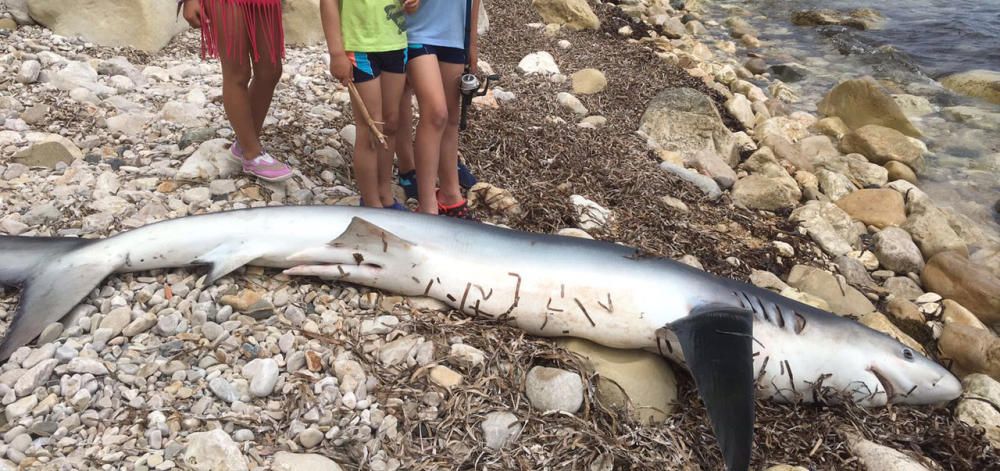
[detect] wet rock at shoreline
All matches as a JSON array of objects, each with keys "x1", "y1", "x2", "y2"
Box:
[
  {"x1": 941, "y1": 69, "x2": 1000, "y2": 105},
  {"x1": 817, "y1": 78, "x2": 922, "y2": 137},
  {"x1": 835, "y1": 189, "x2": 905, "y2": 229},
  {"x1": 885, "y1": 161, "x2": 918, "y2": 184},
  {"x1": 922, "y1": 251, "x2": 1000, "y2": 324},
  {"x1": 840, "y1": 125, "x2": 924, "y2": 173}
]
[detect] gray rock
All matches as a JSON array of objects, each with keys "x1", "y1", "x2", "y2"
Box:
[
  {"x1": 686, "y1": 150, "x2": 737, "y2": 189},
  {"x1": 272, "y1": 452, "x2": 343, "y2": 471},
  {"x1": 122, "y1": 314, "x2": 157, "y2": 337},
  {"x1": 835, "y1": 255, "x2": 877, "y2": 289},
  {"x1": 816, "y1": 169, "x2": 858, "y2": 201},
  {"x1": 787, "y1": 265, "x2": 875, "y2": 316},
  {"x1": 4, "y1": 395, "x2": 36, "y2": 422},
  {"x1": 182, "y1": 429, "x2": 248, "y2": 471},
  {"x1": 790, "y1": 201, "x2": 866, "y2": 257},
  {"x1": 884, "y1": 276, "x2": 924, "y2": 301},
  {"x1": 16, "y1": 61, "x2": 41, "y2": 84},
  {"x1": 21, "y1": 344, "x2": 56, "y2": 369},
  {"x1": 874, "y1": 227, "x2": 925, "y2": 274},
  {"x1": 525, "y1": 366, "x2": 584, "y2": 413},
  {"x1": 100, "y1": 307, "x2": 131, "y2": 337},
  {"x1": 243, "y1": 358, "x2": 279, "y2": 397},
  {"x1": 659, "y1": 162, "x2": 722, "y2": 199},
  {"x1": 13, "y1": 359, "x2": 57, "y2": 397},
  {"x1": 67, "y1": 357, "x2": 108, "y2": 375},
  {"x1": 556, "y1": 92, "x2": 588, "y2": 115},
  {"x1": 731, "y1": 174, "x2": 801, "y2": 211},
  {"x1": 481, "y1": 411, "x2": 522, "y2": 450},
  {"x1": 640, "y1": 88, "x2": 734, "y2": 162},
  {"x1": 209, "y1": 377, "x2": 239, "y2": 403},
  {"x1": 297, "y1": 427, "x2": 324, "y2": 448}
]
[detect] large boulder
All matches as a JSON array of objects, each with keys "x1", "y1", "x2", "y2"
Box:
[
  {"x1": 639, "y1": 87, "x2": 734, "y2": 163},
  {"x1": 839, "y1": 125, "x2": 924, "y2": 172},
  {"x1": 787, "y1": 265, "x2": 875, "y2": 316},
  {"x1": 531, "y1": 0, "x2": 599, "y2": 31},
  {"x1": 940, "y1": 69, "x2": 1000, "y2": 105},
  {"x1": 5, "y1": 0, "x2": 34, "y2": 25},
  {"x1": 835, "y1": 189, "x2": 905, "y2": 228},
  {"x1": 817, "y1": 78, "x2": 922, "y2": 137},
  {"x1": 27, "y1": 0, "x2": 188, "y2": 52},
  {"x1": 557, "y1": 338, "x2": 677, "y2": 423},
  {"x1": 939, "y1": 324, "x2": 1000, "y2": 381},
  {"x1": 282, "y1": 0, "x2": 324, "y2": 46},
  {"x1": 922, "y1": 251, "x2": 1000, "y2": 324}
]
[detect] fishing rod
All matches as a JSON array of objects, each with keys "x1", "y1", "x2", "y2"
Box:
[{"x1": 459, "y1": 0, "x2": 499, "y2": 131}]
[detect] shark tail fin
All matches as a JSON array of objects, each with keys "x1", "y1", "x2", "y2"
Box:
[
  {"x1": 0, "y1": 236, "x2": 114, "y2": 361},
  {"x1": 669, "y1": 304, "x2": 755, "y2": 471}
]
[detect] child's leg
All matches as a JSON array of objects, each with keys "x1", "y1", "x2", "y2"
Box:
[
  {"x1": 437, "y1": 61, "x2": 466, "y2": 207},
  {"x1": 396, "y1": 85, "x2": 416, "y2": 175},
  {"x1": 351, "y1": 75, "x2": 385, "y2": 208},
  {"x1": 211, "y1": 2, "x2": 263, "y2": 158},
  {"x1": 378, "y1": 71, "x2": 408, "y2": 206},
  {"x1": 248, "y1": 15, "x2": 284, "y2": 137},
  {"x1": 407, "y1": 53, "x2": 449, "y2": 214}
]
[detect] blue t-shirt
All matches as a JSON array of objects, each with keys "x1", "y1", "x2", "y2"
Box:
[{"x1": 407, "y1": 0, "x2": 467, "y2": 50}]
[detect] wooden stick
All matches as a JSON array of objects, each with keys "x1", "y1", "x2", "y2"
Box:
[{"x1": 346, "y1": 81, "x2": 388, "y2": 150}]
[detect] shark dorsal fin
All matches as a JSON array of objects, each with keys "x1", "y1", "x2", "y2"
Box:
[{"x1": 329, "y1": 217, "x2": 414, "y2": 253}]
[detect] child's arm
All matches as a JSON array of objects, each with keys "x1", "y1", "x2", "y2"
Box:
[
  {"x1": 468, "y1": 0, "x2": 481, "y2": 74},
  {"x1": 180, "y1": 0, "x2": 201, "y2": 28},
  {"x1": 319, "y1": 0, "x2": 352, "y2": 84}
]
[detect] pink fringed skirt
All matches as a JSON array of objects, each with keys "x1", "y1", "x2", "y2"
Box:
[{"x1": 200, "y1": 0, "x2": 285, "y2": 64}]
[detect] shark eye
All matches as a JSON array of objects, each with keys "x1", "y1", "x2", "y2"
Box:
[{"x1": 902, "y1": 348, "x2": 915, "y2": 361}]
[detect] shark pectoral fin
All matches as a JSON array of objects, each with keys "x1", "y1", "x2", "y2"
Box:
[
  {"x1": 0, "y1": 259, "x2": 117, "y2": 361},
  {"x1": 669, "y1": 304, "x2": 754, "y2": 471},
  {"x1": 194, "y1": 243, "x2": 261, "y2": 285},
  {"x1": 329, "y1": 217, "x2": 414, "y2": 253}
]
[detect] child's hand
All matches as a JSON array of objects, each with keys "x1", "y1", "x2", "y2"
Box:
[
  {"x1": 330, "y1": 52, "x2": 353, "y2": 85},
  {"x1": 182, "y1": 0, "x2": 202, "y2": 29},
  {"x1": 402, "y1": 0, "x2": 419, "y2": 14}
]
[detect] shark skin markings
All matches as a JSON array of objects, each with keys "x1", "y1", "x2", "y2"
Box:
[{"x1": 0, "y1": 206, "x2": 962, "y2": 471}]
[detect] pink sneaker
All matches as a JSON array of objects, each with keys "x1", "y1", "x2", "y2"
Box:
[
  {"x1": 230, "y1": 140, "x2": 244, "y2": 161},
  {"x1": 242, "y1": 152, "x2": 292, "y2": 182}
]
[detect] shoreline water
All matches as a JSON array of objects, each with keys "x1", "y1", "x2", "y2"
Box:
[{"x1": 700, "y1": 0, "x2": 1000, "y2": 236}]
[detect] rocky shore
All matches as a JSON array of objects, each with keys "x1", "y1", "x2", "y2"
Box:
[{"x1": 0, "y1": 0, "x2": 999, "y2": 469}]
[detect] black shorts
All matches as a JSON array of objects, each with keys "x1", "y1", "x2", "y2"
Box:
[
  {"x1": 348, "y1": 49, "x2": 408, "y2": 83},
  {"x1": 407, "y1": 43, "x2": 466, "y2": 65}
]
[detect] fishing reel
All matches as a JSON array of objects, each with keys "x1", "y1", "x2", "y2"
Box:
[{"x1": 459, "y1": 70, "x2": 500, "y2": 131}]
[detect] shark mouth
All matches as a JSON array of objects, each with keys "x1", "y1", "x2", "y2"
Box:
[{"x1": 869, "y1": 367, "x2": 895, "y2": 400}]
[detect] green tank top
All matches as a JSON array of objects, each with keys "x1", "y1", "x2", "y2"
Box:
[{"x1": 340, "y1": 0, "x2": 408, "y2": 53}]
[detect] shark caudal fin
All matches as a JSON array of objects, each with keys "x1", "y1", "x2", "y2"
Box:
[
  {"x1": 0, "y1": 236, "x2": 116, "y2": 361},
  {"x1": 669, "y1": 304, "x2": 755, "y2": 471}
]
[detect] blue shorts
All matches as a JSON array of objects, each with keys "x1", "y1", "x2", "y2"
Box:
[
  {"x1": 407, "y1": 44, "x2": 466, "y2": 65},
  {"x1": 348, "y1": 49, "x2": 408, "y2": 83}
]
